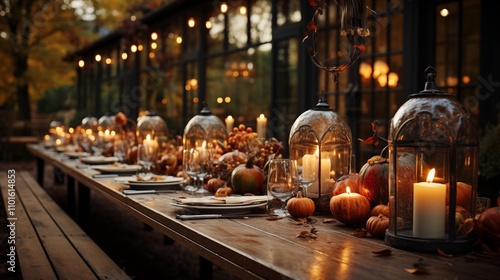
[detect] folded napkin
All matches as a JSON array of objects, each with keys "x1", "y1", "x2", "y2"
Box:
[{"x1": 174, "y1": 195, "x2": 267, "y2": 205}]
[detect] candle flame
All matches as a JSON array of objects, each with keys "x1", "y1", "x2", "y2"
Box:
[
  {"x1": 315, "y1": 146, "x2": 319, "y2": 157},
  {"x1": 346, "y1": 186, "x2": 351, "y2": 194},
  {"x1": 202, "y1": 140, "x2": 206, "y2": 148},
  {"x1": 259, "y1": 114, "x2": 265, "y2": 119},
  {"x1": 426, "y1": 168, "x2": 436, "y2": 183},
  {"x1": 226, "y1": 115, "x2": 233, "y2": 121},
  {"x1": 146, "y1": 134, "x2": 151, "y2": 140}
]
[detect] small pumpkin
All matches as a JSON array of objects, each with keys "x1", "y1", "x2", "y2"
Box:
[
  {"x1": 287, "y1": 192, "x2": 315, "y2": 218},
  {"x1": 366, "y1": 214, "x2": 389, "y2": 237},
  {"x1": 215, "y1": 186, "x2": 234, "y2": 197},
  {"x1": 475, "y1": 207, "x2": 500, "y2": 253},
  {"x1": 358, "y1": 155, "x2": 389, "y2": 207},
  {"x1": 231, "y1": 156, "x2": 265, "y2": 195},
  {"x1": 371, "y1": 203, "x2": 389, "y2": 217},
  {"x1": 329, "y1": 188, "x2": 371, "y2": 226},
  {"x1": 205, "y1": 177, "x2": 226, "y2": 193}
]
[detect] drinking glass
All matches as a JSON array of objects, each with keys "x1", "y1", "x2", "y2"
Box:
[
  {"x1": 183, "y1": 148, "x2": 212, "y2": 195},
  {"x1": 113, "y1": 139, "x2": 127, "y2": 164},
  {"x1": 137, "y1": 144, "x2": 157, "y2": 180},
  {"x1": 298, "y1": 159, "x2": 318, "y2": 198},
  {"x1": 267, "y1": 159, "x2": 299, "y2": 217}
]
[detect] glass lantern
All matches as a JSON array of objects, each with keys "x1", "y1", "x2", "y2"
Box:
[
  {"x1": 385, "y1": 67, "x2": 478, "y2": 253},
  {"x1": 289, "y1": 95, "x2": 352, "y2": 208},
  {"x1": 81, "y1": 115, "x2": 98, "y2": 132},
  {"x1": 183, "y1": 104, "x2": 227, "y2": 151},
  {"x1": 98, "y1": 114, "x2": 116, "y2": 143},
  {"x1": 136, "y1": 111, "x2": 169, "y2": 147}
]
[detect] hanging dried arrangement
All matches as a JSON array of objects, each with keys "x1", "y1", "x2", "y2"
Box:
[{"x1": 303, "y1": 0, "x2": 372, "y2": 82}]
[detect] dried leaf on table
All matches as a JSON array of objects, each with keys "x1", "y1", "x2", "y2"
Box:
[
  {"x1": 437, "y1": 249, "x2": 453, "y2": 258},
  {"x1": 323, "y1": 218, "x2": 335, "y2": 223},
  {"x1": 296, "y1": 227, "x2": 318, "y2": 239},
  {"x1": 352, "y1": 229, "x2": 367, "y2": 238},
  {"x1": 372, "y1": 249, "x2": 392, "y2": 256},
  {"x1": 404, "y1": 268, "x2": 429, "y2": 274},
  {"x1": 266, "y1": 216, "x2": 283, "y2": 221}
]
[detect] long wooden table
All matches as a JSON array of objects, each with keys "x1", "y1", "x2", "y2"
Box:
[{"x1": 27, "y1": 144, "x2": 499, "y2": 279}]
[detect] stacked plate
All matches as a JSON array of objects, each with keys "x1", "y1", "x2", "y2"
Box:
[{"x1": 115, "y1": 175, "x2": 185, "y2": 189}]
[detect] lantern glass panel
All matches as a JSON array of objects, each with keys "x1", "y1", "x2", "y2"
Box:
[
  {"x1": 385, "y1": 68, "x2": 478, "y2": 253},
  {"x1": 183, "y1": 107, "x2": 227, "y2": 151}
]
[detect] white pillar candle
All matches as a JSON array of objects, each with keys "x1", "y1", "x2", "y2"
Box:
[
  {"x1": 225, "y1": 115, "x2": 234, "y2": 133},
  {"x1": 302, "y1": 154, "x2": 318, "y2": 181},
  {"x1": 256, "y1": 114, "x2": 267, "y2": 139},
  {"x1": 413, "y1": 168, "x2": 446, "y2": 238},
  {"x1": 143, "y1": 134, "x2": 158, "y2": 149}
]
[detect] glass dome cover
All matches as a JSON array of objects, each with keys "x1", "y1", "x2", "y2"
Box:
[
  {"x1": 97, "y1": 113, "x2": 116, "y2": 131},
  {"x1": 385, "y1": 67, "x2": 479, "y2": 253},
  {"x1": 136, "y1": 110, "x2": 169, "y2": 145},
  {"x1": 289, "y1": 95, "x2": 352, "y2": 203},
  {"x1": 183, "y1": 104, "x2": 227, "y2": 150}
]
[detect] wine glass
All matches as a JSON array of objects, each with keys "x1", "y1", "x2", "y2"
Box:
[
  {"x1": 137, "y1": 144, "x2": 157, "y2": 180},
  {"x1": 189, "y1": 148, "x2": 212, "y2": 195},
  {"x1": 113, "y1": 138, "x2": 127, "y2": 164},
  {"x1": 267, "y1": 159, "x2": 299, "y2": 217},
  {"x1": 298, "y1": 156, "x2": 318, "y2": 197}
]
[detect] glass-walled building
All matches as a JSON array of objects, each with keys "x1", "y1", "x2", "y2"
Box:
[{"x1": 68, "y1": 0, "x2": 498, "y2": 169}]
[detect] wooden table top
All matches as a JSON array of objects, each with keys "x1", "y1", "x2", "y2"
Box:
[{"x1": 28, "y1": 144, "x2": 499, "y2": 280}]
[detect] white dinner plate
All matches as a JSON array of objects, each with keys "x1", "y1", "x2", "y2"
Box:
[
  {"x1": 65, "y1": 151, "x2": 91, "y2": 159},
  {"x1": 92, "y1": 164, "x2": 142, "y2": 174},
  {"x1": 80, "y1": 156, "x2": 118, "y2": 165},
  {"x1": 115, "y1": 175, "x2": 185, "y2": 187},
  {"x1": 170, "y1": 200, "x2": 267, "y2": 214}
]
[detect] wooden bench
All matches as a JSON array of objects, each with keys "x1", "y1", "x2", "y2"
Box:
[{"x1": 0, "y1": 171, "x2": 130, "y2": 280}]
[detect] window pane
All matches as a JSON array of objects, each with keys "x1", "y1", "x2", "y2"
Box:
[
  {"x1": 207, "y1": 8, "x2": 225, "y2": 54},
  {"x1": 276, "y1": 0, "x2": 302, "y2": 26},
  {"x1": 250, "y1": 0, "x2": 272, "y2": 44},
  {"x1": 228, "y1": 5, "x2": 248, "y2": 49}
]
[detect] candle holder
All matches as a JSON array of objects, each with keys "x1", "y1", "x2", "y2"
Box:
[
  {"x1": 183, "y1": 103, "x2": 227, "y2": 151},
  {"x1": 289, "y1": 94, "x2": 352, "y2": 211},
  {"x1": 385, "y1": 67, "x2": 479, "y2": 253},
  {"x1": 136, "y1": 111, "x2": 169, "y2": 147}
]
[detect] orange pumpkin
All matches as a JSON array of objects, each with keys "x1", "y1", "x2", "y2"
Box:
[
  {"x1": 329, "y1": 189, "x2": 371, "y2": 226},
  {"x1": 287, "y1": 192, "x2": 315, "y2": 218},
  {"x1": 331, "y1": 173, "x2": 360, "y2": 196},
  {"x1": 366, "y1": 214, "x2": 389, "y2": 237},
  {"x1": 371, "y1": 203, "x2": 389, "y2": 217},
  {"x1": 475, "y1": 207, "x2": 500, "y2": 253}
]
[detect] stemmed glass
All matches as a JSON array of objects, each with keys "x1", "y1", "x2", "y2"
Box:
[
  {"x1": 267, "y1": 159, "x2": 299, "y2": 217},
  {"x1": 137, "y1": 144, "x2": 157, "y2": 180},
  {"x1": 113, "y1": 138, "x2": 127, "y2": 164},
  {"x1": 298, "y1": 157, "x2": 318, "y2": 197},
  {"x1": 183, "y1": 148, "x2": 212, "y2": 195}
]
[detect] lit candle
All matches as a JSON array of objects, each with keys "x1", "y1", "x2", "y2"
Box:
[
  {"x1": 256, "y1": 114, "x2": 267, "y2": 139},
  {"x1": 413, "y1": 168, "x2": 446, "y2": 238},
  {"x1": 225, "y1": 115, "x2": 234, "y2": 133},
  {"x1": 197, "y1": 140, "x2": 209, "y2": 160},
  {"x1": 308, "y1": 150, "x2": 331, "y2": 196},
  {"x1": 143, "y1": 134, "x2": 158, "y2": 149}
]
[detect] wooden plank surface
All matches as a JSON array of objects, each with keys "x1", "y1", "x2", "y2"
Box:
[
  {"x1": 27, "y1": 144, "x2": 500, "y2": 280},
  {"x1": 22, "y1": 172, "x2": 130, "y2": 280},
  {"x1": 0, "y1": 172, "x2": 58, "y2": 280}
]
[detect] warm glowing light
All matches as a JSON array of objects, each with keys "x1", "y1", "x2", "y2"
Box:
[
  {"x1": 68, "y1": 127, "x2": 74, "y2": 134},
  {"x1": 387, "y1": 72, "x2": 399, "y2": 88},
  {"x1": 373, "y1": 60, "x2": 389, "y2": 78},
  {"x1": 161, "y1": 98, "x2": 167, "y2": 105},
  {"x1": 205, "y1": 21, "x2": 212, "y2": 29},
  {"x1": 176, "y1": 36, "x2": 182, "y2": 44},
  {"x1": 440, "y1": 8, "x2": 449, "y2": 17},
  {"x1": 221, "y1": 3, "x2": 228, "y2": 13},
  {"x1": 138, "y1": 44, "x2": 143, "y2": 51},
  {"x1": 240, "y1": 6, "x2": 247, "y2": 15},
  {"x1": 462, "y1": 75, "x2": 470, "y2": 84},
  {"x1": 188, "y1": 17, "x2": 195, "y2": 28},
  {"x1": 78, "y1": 60, "x2": 85, "y2": 68},
  {"x1": 130, "y1": 15, "x2": 136, "y2": 21},
  {"x1": 121, "y1": 52, "x2": 128, "y2": 60},
  {"x1": 149, "y1": 52, "x2": 155, "y2": 59},
  {"x1": 185, "y1": 84, "x2": 191, "y2": 91},
  {"x1": 131, "y1": 45, "x2": 137, "y2": 52},
  {"x1": 105, "y1": 58, "x2": 112, "y2": 64},
  {"x1": 193, "y1": 97, "x2": 199, "y2": 103},
  {"x1": 190, "y1": 78, "x2": 198, "y2": 87},
  {"x1": 346, "y1": 187, "x2": 351, "y2": 194},
  {"x1": 95, "y1": 54, "x2": 101, "y2": 62},
  {"x1": 359, "y1": 62, "x2": 372, "y2": 79},
  {"x1": 426, "y1": 168, "x2": 436, "y2": 183},
  {"x1": 151, "y1": 42, "x2": 157, "y2": 49},
  {"x1": 447, "y1": 76, "x2": 458, "y2": 87},
  {"x1": 151, "y1": 32, "x2": 158, "y2": 40},
  {"x1": 217, "y1": 97, "x2": 223, "y2": 103},
  {"x1": 224, "y1": 97, "x2": 231, "y2": 103}
]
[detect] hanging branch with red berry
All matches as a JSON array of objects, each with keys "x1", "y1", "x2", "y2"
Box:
[
  {"x1": 303, "y1": 0, "x2": 373, "y2": 82},
  {"x1": 358, "y1": 120, "x2": 387, "y2": 147}
]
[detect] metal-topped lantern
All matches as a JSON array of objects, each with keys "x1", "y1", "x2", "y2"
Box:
[
  {"x1": 289, "y1": 94, "x2": 352, "y2": 205},
  {"x1": 385, "y1": 67, "x2": 479, "y2": 253},
  {"x1": 136, "y1": 111, "x2": 169, "y2": 147},
  {"x1": 81, "y1": 115, "x2": 98, "y2": 132},
  {"x1": 97, "y1": 113, "x2": 116, "y2": 131},
  {"x1": 183, "y1": 103, "x2": 227, "y2": 151}
]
